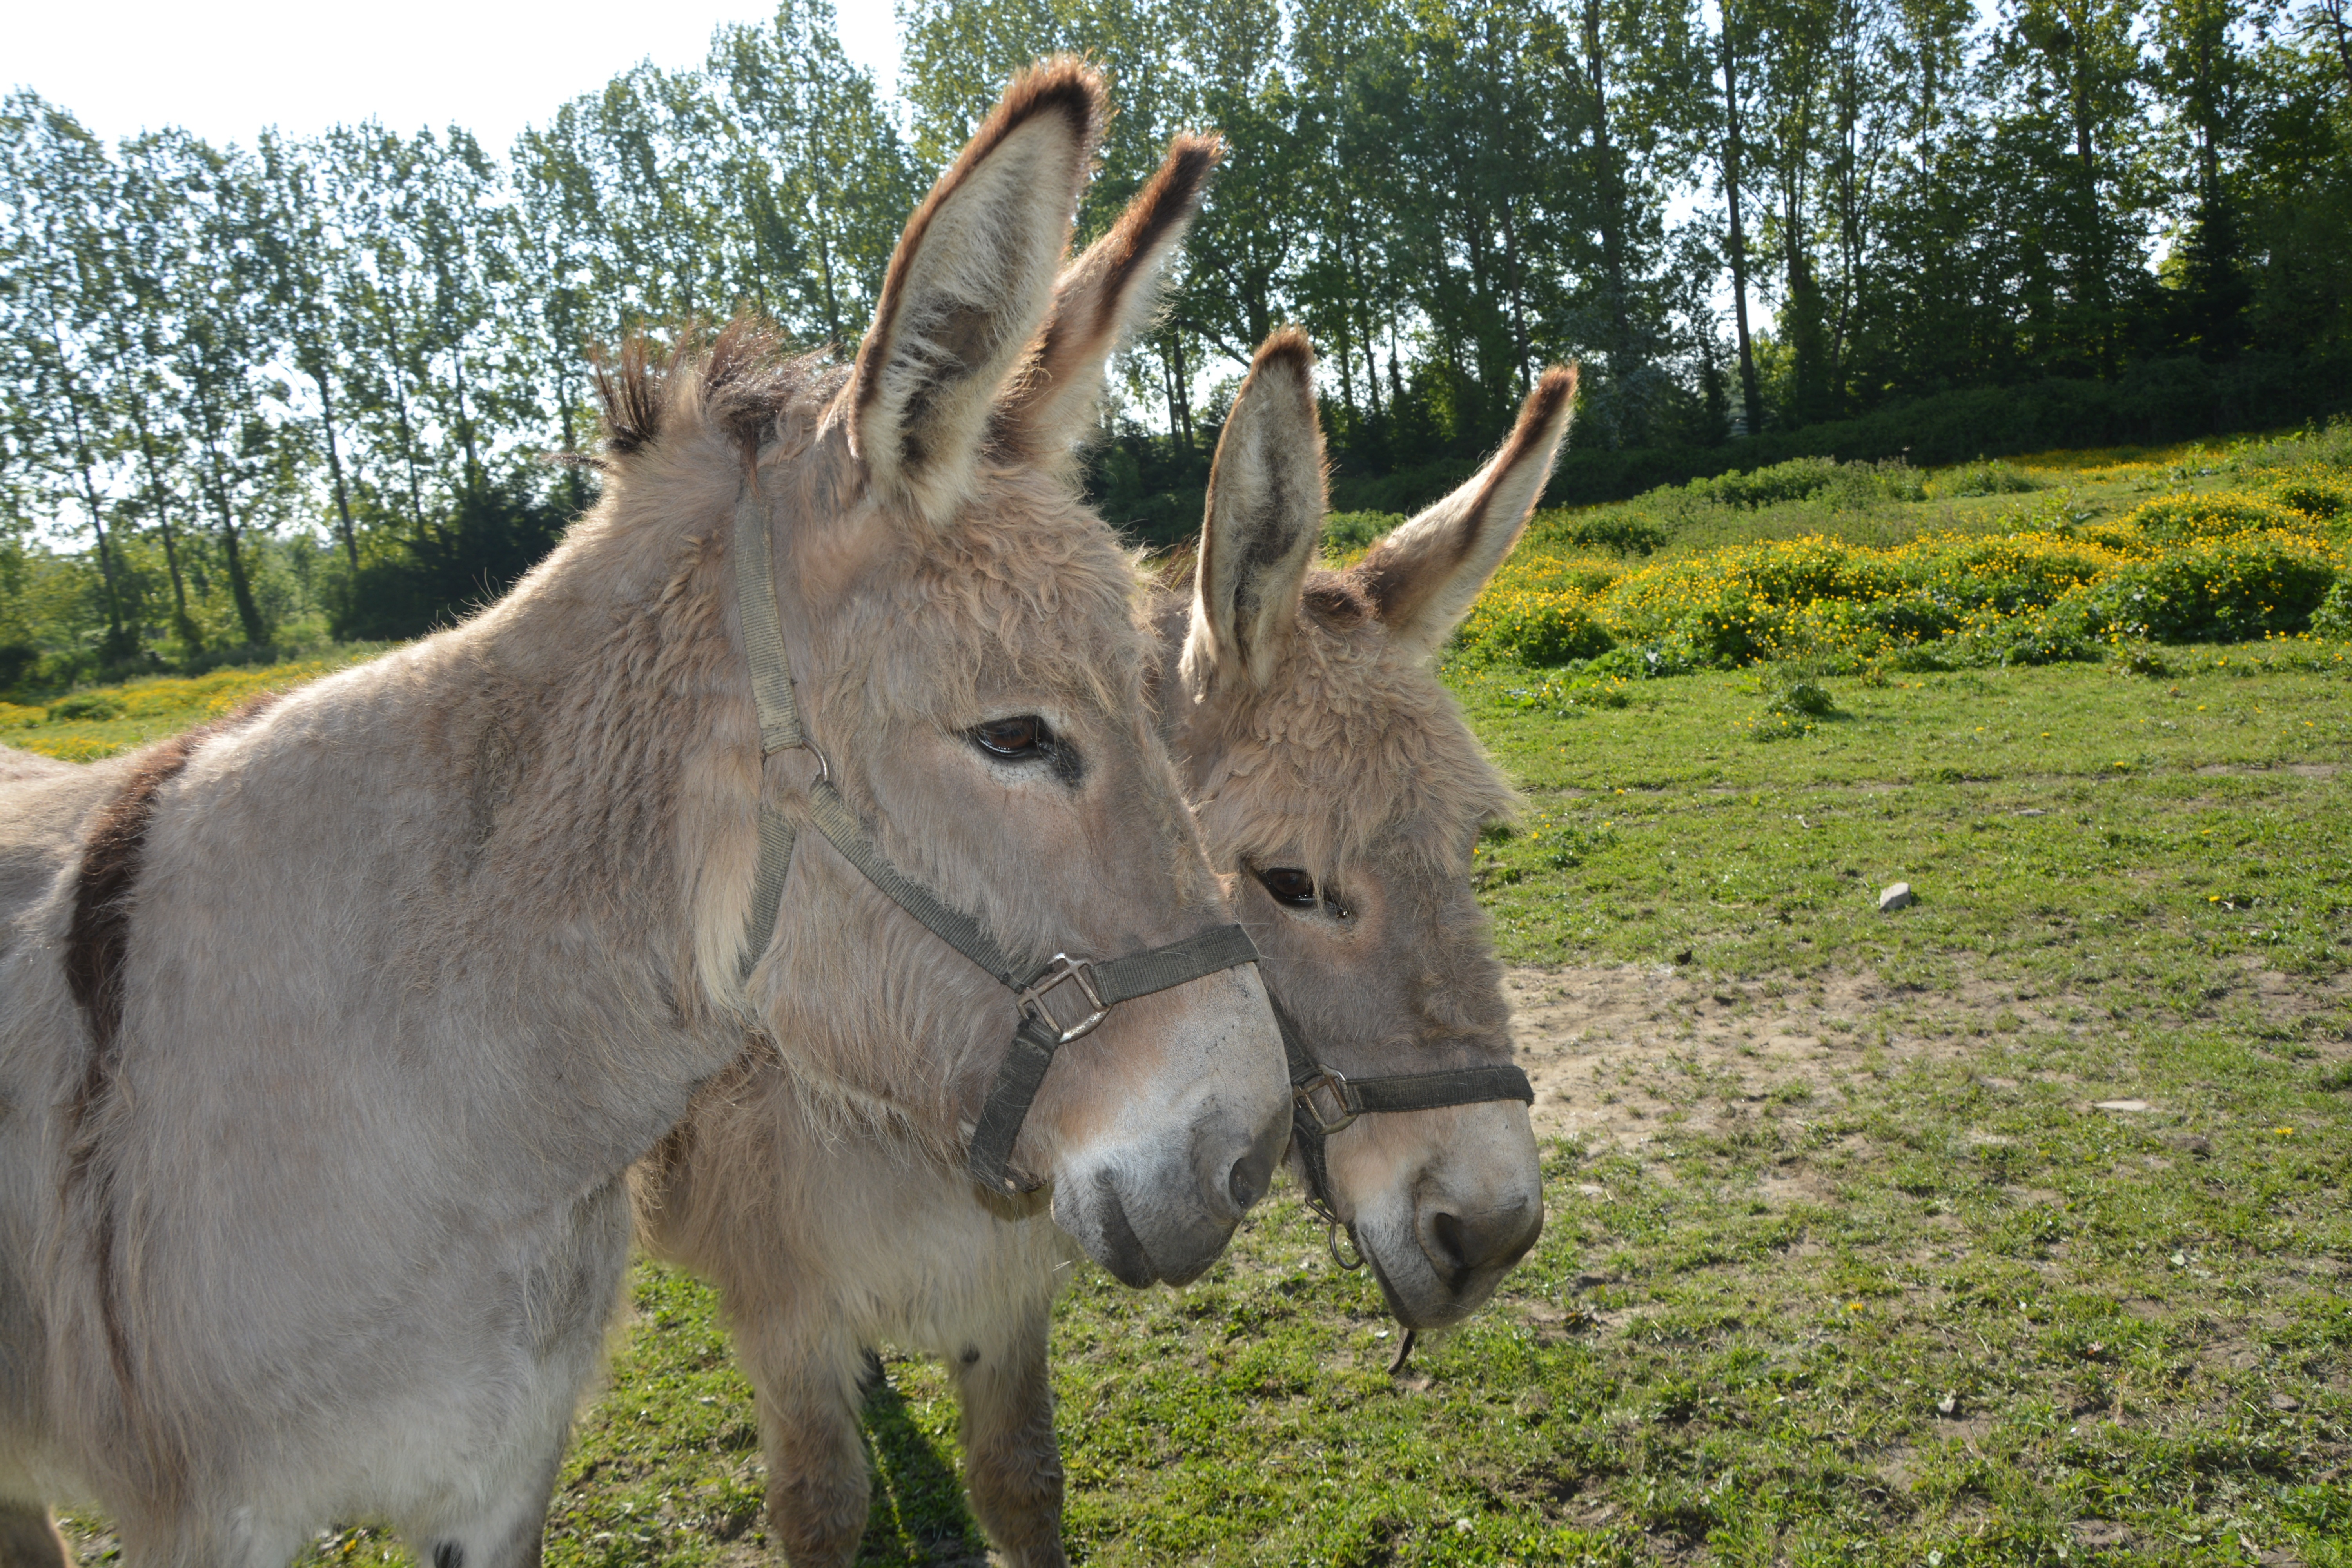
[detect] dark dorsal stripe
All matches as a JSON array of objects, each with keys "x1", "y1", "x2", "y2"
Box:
[
  {"x1": 64, "y1": 693, "x2": 280, "y2": 1090},
  {"x1": 65, "y1": 730, "x2": 209, "y2": 1099},
  {"x1": 60, "y1": 693, "x2": 278, "y2": 1455}
]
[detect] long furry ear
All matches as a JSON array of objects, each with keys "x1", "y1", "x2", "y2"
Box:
[
  {"x1": 1182, "y1": 329, "x2": 1326, "y2": 695},
  {"x1": 1348, "y1": 364, "x2": 1577, "y2": 657},
  {"x1": 992, "y1": 133, "x2": 1221, "y2": 461},
  {"x1": 846, "y1": 59, "x2": 1103, "y2": 521}
]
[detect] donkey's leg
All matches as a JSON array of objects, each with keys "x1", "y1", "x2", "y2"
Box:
[
  {"x1": 735, "y1": 1313, "x2": 871, "y2": 1568},
  {"x1": 414, "y1": 1445, "x2": 563, "y2": 1568},
  {"x1": 0, "y1": 1503, "x2": 68, "y2": 1568},
  {"x1": 950, "y1": 1298, "x2": 1065, "y2": 1568}
]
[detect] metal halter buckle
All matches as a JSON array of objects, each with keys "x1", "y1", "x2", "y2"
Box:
[
  {"x1": 1019, "y1": 955, "x2": 1110, "y2": 1045},
  {"x1": 1294, "y1": 1069, "x2": 1360, "y2": 1134}
]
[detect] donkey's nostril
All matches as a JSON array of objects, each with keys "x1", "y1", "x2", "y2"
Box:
[
  {"x1": 1429, "y1": 1210, "x2": 1473, "y2": 1277},
  {"x1": 1423, "y1": 1199, "x2": 1543, "y2": 1291},
  {"x1": 1226, "y1": 1138, "x2": 1276, "y2": 1214}
]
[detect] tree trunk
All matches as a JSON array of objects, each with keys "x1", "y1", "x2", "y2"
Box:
[
  {"x1": 1174, "y1": 332, "x2": 1194, "y2": 450},
  {"x1": 452, "y1": 353, "x2": 483, "y2": 498},
  {"x1": 1720, "y1": 14, "x2": 1764, "y2": 434},
  {"x1": 1500, "y1": 203, "x2": 1534, "y2": 396},
  {"x1": 2065, "y1": 29, "x2": 2110, "y2": 373},
  {"x1": 220, "y1": 521, "x2": 266, "y2": 648},
  {"x1": 196, "y1": 404, "x2": 269, "y2": 648},
  {"x1": 391, "y1": 363, "x2": 427, "y2": 534},
  {"x1": 44, "y1": 327, "x2": 134, "y2": 654},
  {"x1": 313, "y1": 370, "x2": 360, "y2": 568},
  {"x1": 561, "y1": 381, "x2": 587, "y2": 514},
  {"x1": 1584, "y1": 0, "x2": 1634, "y2": 363},
  {"x1": 2323, "y1": 0, "x2": 2352, "y2": 96},
  {"x1": 129, "y1": 405, "x2": 201, "y2": 651},
  {"x1": 1161, "y1": 338, "x2": 1184, "y2": 450}
]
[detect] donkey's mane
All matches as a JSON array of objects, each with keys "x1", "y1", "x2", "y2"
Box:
[{"x1": 594, "y1": 318, "x2": 834, "y2": 462}]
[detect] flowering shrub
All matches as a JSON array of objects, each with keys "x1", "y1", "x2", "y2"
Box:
[
  {"x1": 2265, "y1": 471, "x2": 2352, "y2": 523},
  {"x1": 2122, "y1": 491, "x2": 2316, "y2": 543},
  {"x1": 1454, "y1": 522, "x2": 2346, "y2": 671},
  {"x1": 1457, "y1": 589, "x2": 1614, "y2": 665}
]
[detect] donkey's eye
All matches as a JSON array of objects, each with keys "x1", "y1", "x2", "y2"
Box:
[
  {"x1": 1257, "y1": 867, "x2": 1317, "y2": 907},
  {"x1": 972, "y1": 716, "x2": 1050, "y2": 759}
]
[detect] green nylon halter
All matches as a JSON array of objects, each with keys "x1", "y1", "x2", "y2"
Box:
[{"x1": 728, "y1": 476, "x2": 1261, "y2": 1195}]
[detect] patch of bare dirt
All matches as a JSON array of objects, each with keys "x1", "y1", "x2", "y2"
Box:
[
  {"x1": 2194, "y1": 761, "x2": 2341, "y2": 779},
  {"x1": 1508, "y1": 965, "x2": 1985, "y2": 1147},
  {"x1": 1504, "y1": 962, "x2": 2344, "y2": 1148}
]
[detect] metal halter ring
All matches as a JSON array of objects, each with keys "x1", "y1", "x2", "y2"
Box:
[
  {"x1": 1019, "y1": 955, "x2": 1111, "y2": 1045},
  {"x1": 1294, "y1": 1069, "x2": 1361, "y2": 1135}
]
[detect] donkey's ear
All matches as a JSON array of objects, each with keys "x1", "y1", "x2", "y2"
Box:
[
  {"x1": 1348, "y1": 364, "x2": 1577, "y2": 658},
  {"x1": 993, "y1": 134, "x2": 1221, "y2": 460},
  {"x1": 1183, "y1": 329, "x2": 1326, "y2": 694},
  {"x1": 847, "y1": 60, "x2": 1103, "y2": 521}
]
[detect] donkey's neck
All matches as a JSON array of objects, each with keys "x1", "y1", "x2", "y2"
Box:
[{"x1": 303, "y1": 484, "x2": 763, "y2": 1181}]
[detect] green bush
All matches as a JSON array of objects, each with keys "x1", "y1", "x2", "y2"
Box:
[
  {"x1": 1937, "y1": 459, "x2": 2039, "y2": 497},
  {"x1": 1682, "y1": 456, "x2": 1847, "y2": 509},
  {"x1": 2225, "y1": 415, "x2": 2352, "y2": 477},
  {"x1": 2085, "y1": 533, "x2": 2341, "y2": 642},
  {"x1": 46, "y1": 692, "x2": 125, "y2": 722},
  {"x1": 1586, "y1": 638, "x2": 1712, "y2": 679},
  {"x1": 1819, "y1": 458, "x2": 1928, "y2": 507},
  {"x1": 2311, "y1": 577, "x2": 2352, "y2": 640},
  {"x1": 1321, "y1": 510, "x2": 1403, "y2": 556},
  {"x1": 1890, "y1": 534, "x2": 2120, "y2": 614},
  {"x1": 1527, "y1": 505, "x2": 1668, "y2": 555},
  {"x1": 1677, "y1": 456, "x2": 1923, "y2": 512},
  {"x1": 1764, "y1": 676, "x2": 1838, "y2": 717}
]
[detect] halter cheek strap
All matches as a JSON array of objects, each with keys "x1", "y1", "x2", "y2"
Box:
[
  {"x1": 1272, "y1": 996, "x2": 1535, "y2": 1267},
  {"x1": 730, "y1": 475, "x2": 1261, "y2": 1196}
]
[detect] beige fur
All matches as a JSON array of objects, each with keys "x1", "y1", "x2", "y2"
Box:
[
  {"x1": 639, "y1": 338, "x2": 1578, "y2": 1567},
  {"x1": 0, "y1": 64, "x2": 1283, "y2": 1568}
]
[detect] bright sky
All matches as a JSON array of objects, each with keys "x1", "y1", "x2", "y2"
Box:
[{"x1": 5, "y1": 0, "x2": 906, "y2": 153}]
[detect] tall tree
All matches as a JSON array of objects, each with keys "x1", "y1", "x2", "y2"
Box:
[{"x1": 1717, "y1": 0, "x2": 1767, "y2": 430}]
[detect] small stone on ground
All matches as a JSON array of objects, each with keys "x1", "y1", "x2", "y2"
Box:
[{"x1": 1878, "y1": 882, "x2": 1915, "y2": 912}]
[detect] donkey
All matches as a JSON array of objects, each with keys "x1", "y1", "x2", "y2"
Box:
[
  {"x1": 0, "y1": 63, "x2": 1288, "y2": 1568},
  {"x1": 637, "y1": 328, "x2": 1575, "y2": 1566}
]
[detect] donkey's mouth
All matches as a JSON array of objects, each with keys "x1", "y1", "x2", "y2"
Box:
[
  {"x1": 1357, "y1": 1222, "x2": 1483, "y2": 1332},
  {"x1": 1086, "y1": 1175, "x2": 1161, "y2": 1287}
]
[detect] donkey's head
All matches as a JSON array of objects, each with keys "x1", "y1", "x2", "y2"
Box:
[
  {"x1": 1163, "y1": 332, "x2": 1576, "y2": 1328},
  {"x1": 600, "y1": 66, "x2": 1285, "y2": 1287}
]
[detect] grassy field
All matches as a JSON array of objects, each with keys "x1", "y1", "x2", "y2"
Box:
[{"x1": 34, "y1": 435, "x2": 2352, "y2": 1567}]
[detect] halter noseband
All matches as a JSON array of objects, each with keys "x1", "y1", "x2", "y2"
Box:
[{"x1": 730, "y1": 473, "x2": 1260, "y2": 1196}]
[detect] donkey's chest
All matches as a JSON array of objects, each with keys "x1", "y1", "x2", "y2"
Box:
[{"x1": 824, "y1": 1178, "x2": 1078, "y2": 1356}]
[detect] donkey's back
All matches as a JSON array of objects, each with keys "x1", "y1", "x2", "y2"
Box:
[{"x1": 0, "y1": 669, "x2": 662, "y2": 1553}]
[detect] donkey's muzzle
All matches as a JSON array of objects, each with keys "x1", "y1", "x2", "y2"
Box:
[{"x1": 1056, "y1": 1095, "x2": 1288, "y2": 1287}]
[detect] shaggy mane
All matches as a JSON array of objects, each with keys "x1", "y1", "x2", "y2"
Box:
[{"x1": 594, "y1": 317, "x2": 831, "y2": 460}]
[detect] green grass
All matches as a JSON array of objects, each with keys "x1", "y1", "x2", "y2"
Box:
[
  {"x1": 1, "y1": 648, "x2": 386, "y2": 762},
  {"x1": 39, "y1": 439, "x2": 2352, "y2": 1567}
]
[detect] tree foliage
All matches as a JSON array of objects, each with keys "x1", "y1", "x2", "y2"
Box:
[{"x1": 4, "y1": 0, "x2": 2349, "y2": 688}]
